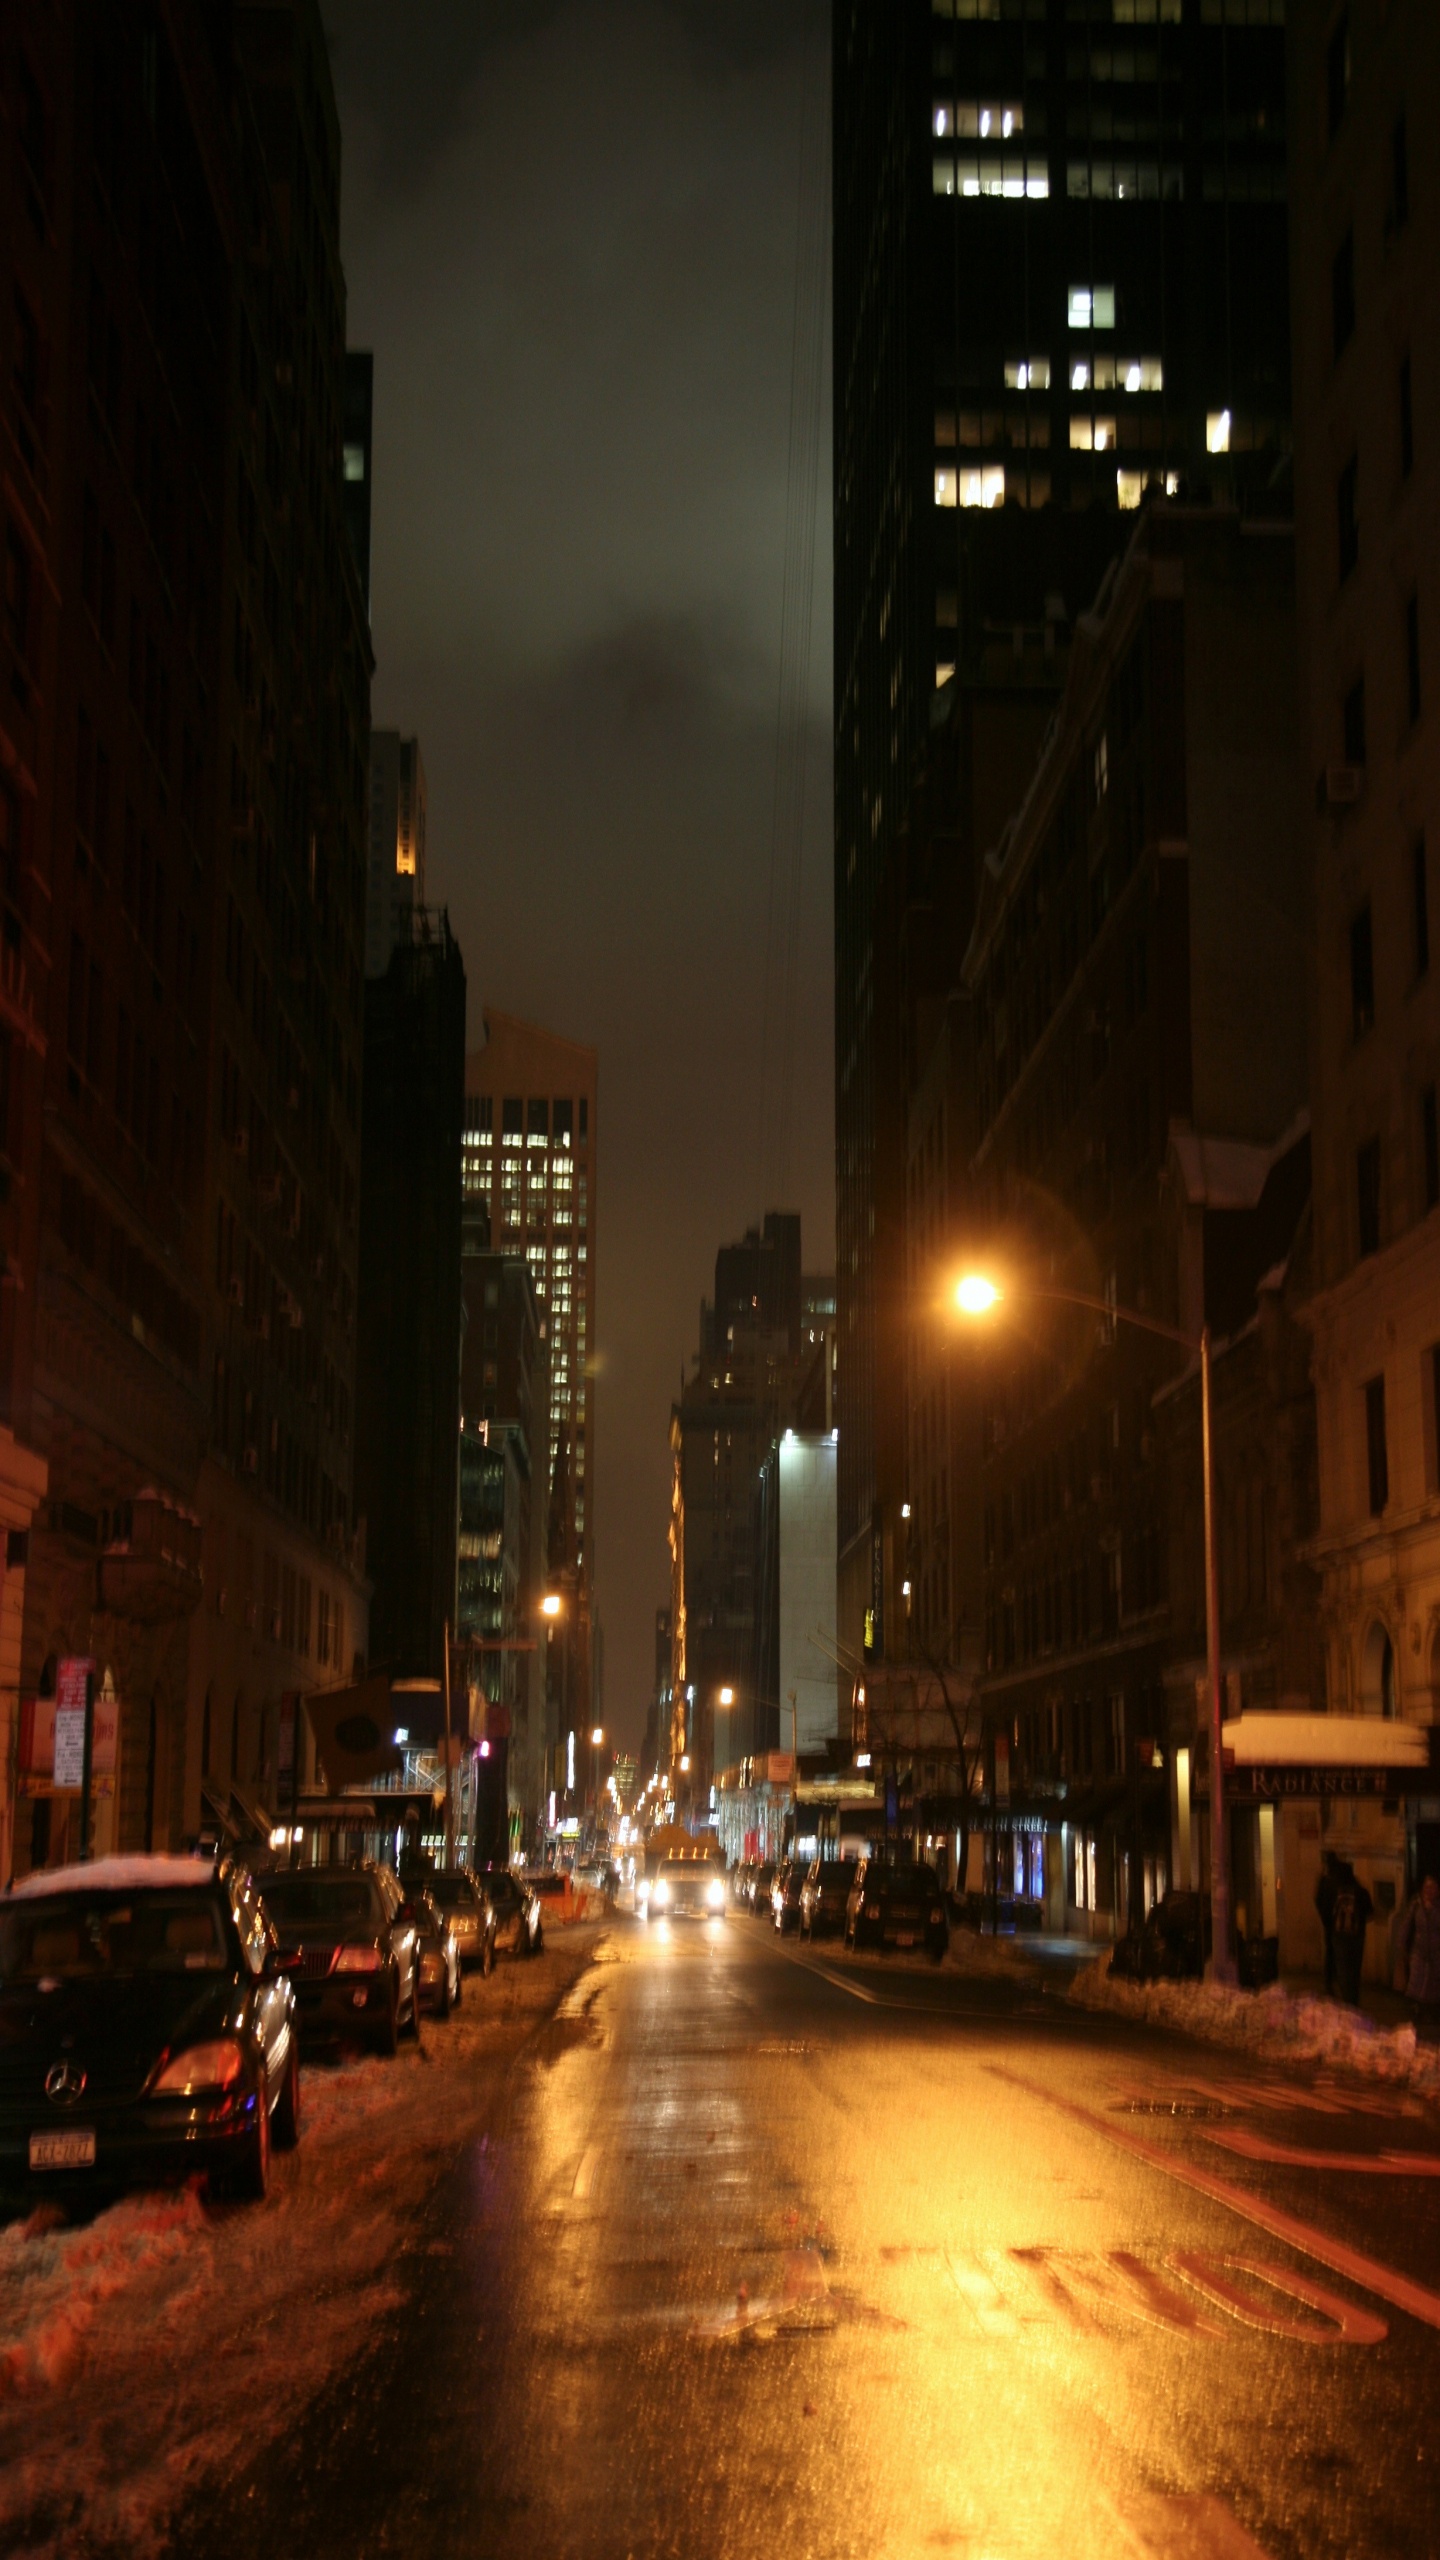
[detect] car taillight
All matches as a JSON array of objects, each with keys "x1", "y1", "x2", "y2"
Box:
[
  {"x1": 153, "y1": 2038, "x2": 245, "y2": 2095},
  {"x1": 335, "y1": 1944, "x2": 384, "y2": 1973}
]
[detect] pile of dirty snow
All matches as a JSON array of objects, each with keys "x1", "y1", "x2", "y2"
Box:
[
  {"x1": 1069, "y1": 1953, "x2": 1440, "y2": 2101},
  {"x1": 947, "y1": 1925, "x2": 1043, "y2": 1981}
]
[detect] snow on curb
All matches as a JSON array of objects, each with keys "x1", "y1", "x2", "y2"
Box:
[
  {"x1": 1068, "y1": 1951, "x2": 1440, "y2": 2101},
  {"x1": 947, "y1": 1925, "x2": 1042, "y2": 1980},
  {"x1": 0, "y1": 2186, "x2": 211, "y2": 2392}
]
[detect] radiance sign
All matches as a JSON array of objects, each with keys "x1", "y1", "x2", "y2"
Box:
[{"x1": 1226, "y1": 1763, "x2": 1416, "y2": 1802}]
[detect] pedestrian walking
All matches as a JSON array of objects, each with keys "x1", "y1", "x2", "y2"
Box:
[
  {"x1": 1323, "y1": 1856, "x2": 1374, "y2": 2005},
  {"x1": 1396, "y1": 1871, "x2": 1440, "y2": 2042},
  {"x1": 1314, "y1": 1850, "x2": 1341, "y2": 1996}
]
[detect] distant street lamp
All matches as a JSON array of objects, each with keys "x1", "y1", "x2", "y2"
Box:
[
  {"x1": 541, "y1": 1592, "x2": 562, "y2": 1619},
  {"x1": 953, "y1": 1269, "x2": 1234, "y2": 1985},
  {"x1": 590, "y1": 1723, "x2": 604, "y2": 1827}
]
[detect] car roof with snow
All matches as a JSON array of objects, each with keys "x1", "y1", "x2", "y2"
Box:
[{"x1": 2, "y1": 1854, "x2": 222, "y2": 1901}]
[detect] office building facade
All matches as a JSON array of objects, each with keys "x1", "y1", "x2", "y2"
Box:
[
  {"x1": 1288, "y1": 3, "x2": 1440, "y2": 1847},
  {"x1": 4, "y1": 2, "x2": 372, "y2": 1878},
  {"x1": 355, "y1": 910, "x2": 466, "y2": 1682},
  {"x1": 833, "y1": 0, "x2": 1292, "y2": 1680},
  {"x1": 463, "y1": 1009, "x2": 597, "y2": 1763}
]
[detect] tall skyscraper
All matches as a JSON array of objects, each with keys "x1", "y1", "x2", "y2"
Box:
[
  {"x1": 5, "y1": 1, "x2": 372, "y2": 1875},
  {"x1": 1289, "y1": 4, "x2": 1439, "y2": 1760},
  {"x1": 366, "y1": 731, "x2": 426, "y2": 979},
  {"x1": 355, "y1": 910, "x2": 466, "y2": 1682},
  {"x1": 463, "y1": 1010, "x2": 597, "y2": 1757},
  {"x1": 833, "y1": 0, "x2": 1291, "y2": 1676}
]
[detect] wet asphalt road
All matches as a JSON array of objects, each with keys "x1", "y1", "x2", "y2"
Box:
[{"x1": 194, "y1": 1914, "x2": 1440, "y2": 2560}]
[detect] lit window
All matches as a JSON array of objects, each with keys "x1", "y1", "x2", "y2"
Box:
[
  {"x1": 959, "y1": 465, "x2": 1005, "y2": 507},
  {"x1": 1068, "y1": 286, "x2": 1115, "y2": 330},
  {"x1": 1117, "y1": 471, "x2": 1145, "y2": 510},
  {"x1": 1004, "y1": 357, "x2": 1050, "y2": 390},
  {"x1": 935, "y1": 468, "x2": 957, "y2": 509},
  {"x1": 1122, "y1": 357, "x2": 1162, "y2": 392},
  {"x1": 1071, "y1": 362, "x2": 1090, "y2": 392},
  {"x1": 342, "y1": 445, "x2": 365, "y2": 483},
  {"x1": 1069, "y1": 417, "x2": 1116, "y2": 453},
  {"x1": 1206, "y1": 410, "x2": 1231, "y2": 455},
  {"x1": 936, "y1": 661, "x2": 956, "y2": 689},
  {"x1": 1165, "y1": 472, "x2": 1180, "y2": 496}
]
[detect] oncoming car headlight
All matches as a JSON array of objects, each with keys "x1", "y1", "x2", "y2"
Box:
[
  {"x1": 652, "y1": 1878, "x2": 670, "y2": 1909},
  {"x1": 706, "y1": 1877, "x2": 725, "y2": 1910}
]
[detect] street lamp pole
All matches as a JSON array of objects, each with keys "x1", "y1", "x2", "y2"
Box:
[{"x1": 953, "y1": 1274, "x2": 1235, "y2": 1986}]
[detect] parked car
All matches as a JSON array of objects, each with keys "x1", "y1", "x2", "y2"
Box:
[
  {"x1": 401, "y1": 1886, "x2": 462, "y2": 2017},
  {"x1": 0, "y1": 1853, "x2": 300, "y2": 2206},
  {"x1": 770, "y1": 1860, "x2": 807, "y2": 1934},
  {"x1": 844, "y1": 1857, "x2": 948, "y2": 1960},
  {"x1": 648, "y1": 1855, "x2": 727, "y2": 1919},
  {"x1": 799, "y1": 1859, "x2": 852, "y2": 1940},
  {"x1": 262, "y1": 1861, "x2": 421, "y2": 2053},
  {"x1": 1109, "y1": 1888, "x2": 1208, "y2": 1983},
  {"x1": 484, "y1": 1867, "x2": 544, "y2": 1957},
  {"x1": 746, "y1": 1862, "x2": 776, "y2": 1913},
  {"x1": 427, "y1": 1869, "x2": 496, "y2": 1975},
  {"x1": 731, "y1": 1858, "x2": 755, "y2": 1906}
]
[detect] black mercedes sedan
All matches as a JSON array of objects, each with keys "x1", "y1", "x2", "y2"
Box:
[
  {"x1": 260, "y1": 1861, "x2": 420, "y2": 2053},
  {"x1": 843, "y1": 1857, "x2": 949, "y2": 1961},
  {"x1": 0, "y1": 1853, "x2": 300, "y2": 2208}
]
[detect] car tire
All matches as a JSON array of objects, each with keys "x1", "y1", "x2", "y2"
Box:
[
  {"x1": 532, "y1": 1925, "x2": 544, "y2": 1957},
  {"x1": 376, "y1": 1979, "x2": 400, "y2": 2057},
  {"x1": 481, "y1": 1932, "x2": 495, "y2": 1978},
  {"x1": 272, "y1": 2038, "x2": 301, "y2": 2150},
  {"x1": 230, "y1": 2075, "x2": 271, "y2": 2202},
  {"x1": 453, "y1": 1962, "x2": 463, "y2": 2010}
]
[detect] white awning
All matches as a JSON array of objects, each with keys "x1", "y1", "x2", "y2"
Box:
[{"x1": 1222, "y1": 1712, "x2": 1430, "y2": 1768}]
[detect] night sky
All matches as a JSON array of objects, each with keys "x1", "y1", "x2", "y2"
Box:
[{"x1": 322, "y1": 1, "x2": 834, "y2": 1746}]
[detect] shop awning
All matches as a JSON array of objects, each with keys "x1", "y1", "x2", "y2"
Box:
[{"x1": 1220, "y1": 1711, "x2": 1436, "y2": 1800}]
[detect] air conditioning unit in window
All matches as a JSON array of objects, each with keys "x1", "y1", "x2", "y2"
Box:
[{"x1": 1323, "y1": 763, "x2": 1365, "y2": 807}]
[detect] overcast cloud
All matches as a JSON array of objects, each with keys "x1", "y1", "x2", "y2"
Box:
[{"x1": 324, "y1": 0, "x2": 834, "y2": 1741}]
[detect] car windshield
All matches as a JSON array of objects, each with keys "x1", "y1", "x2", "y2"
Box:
[
  {"x1": 260, "y1": 1875, "x2": 377, "y2": 1931},
  {"x1": 0, "y1": 1891, "x2": 228, "y2": 1981},
  {"x1": 817, "y1": 1864, "x2": 849, "y2": 1884},
  {"x1": 875, "y1": 1865, "x2": 937, "y2": 1896},
  {"x1": 486, "y1": 1874, "x2": 519, "y2": 1907}
]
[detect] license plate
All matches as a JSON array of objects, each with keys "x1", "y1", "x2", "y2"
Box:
[
  {"x1": 29, "y1": 2128, "x2": 96, "y2": 2170},
  {"x1": 895, "y1": 1931, "x2": 916, "y2": 1947}
]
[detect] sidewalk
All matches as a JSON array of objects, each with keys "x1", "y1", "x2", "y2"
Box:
[{"x1": 1066, "y1": 1944, "x2": 1440, "y2": 2103}]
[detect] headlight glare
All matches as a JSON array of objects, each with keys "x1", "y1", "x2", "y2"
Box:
[{"x1": 153, "y1": 2037, "x2": 245, "y2": 2096}]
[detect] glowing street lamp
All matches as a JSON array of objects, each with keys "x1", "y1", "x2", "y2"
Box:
[
  {"x1": 540, "y1": 1592, "x2": 562, "y2": 1620},
  {"x1": 955, "y1": 1272, "x2": 1002, "y2": 1316},
  {"x1": 953, "y1": 1265, "x2": 1234, "y2": 1984}
]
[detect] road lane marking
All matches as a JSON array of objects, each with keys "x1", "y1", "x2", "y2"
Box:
[
  {"x1": 992, "y1": 2064, "x2": 1440, "y2": 2333},
  {"x1": 1168, "y1": 2251, "x2": 1387, "y2": 2345},
  {"x1": 778, "y1": 1947, "x2": 1001, "y2": 2016},
  {"x1": 1204, "y1": 2125, "x2": 1440, "y2": 2178}
]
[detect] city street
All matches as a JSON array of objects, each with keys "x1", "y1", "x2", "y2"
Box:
[{"x1": 24, "y1": 1912, "x2": 1427, "y2": 2560}]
